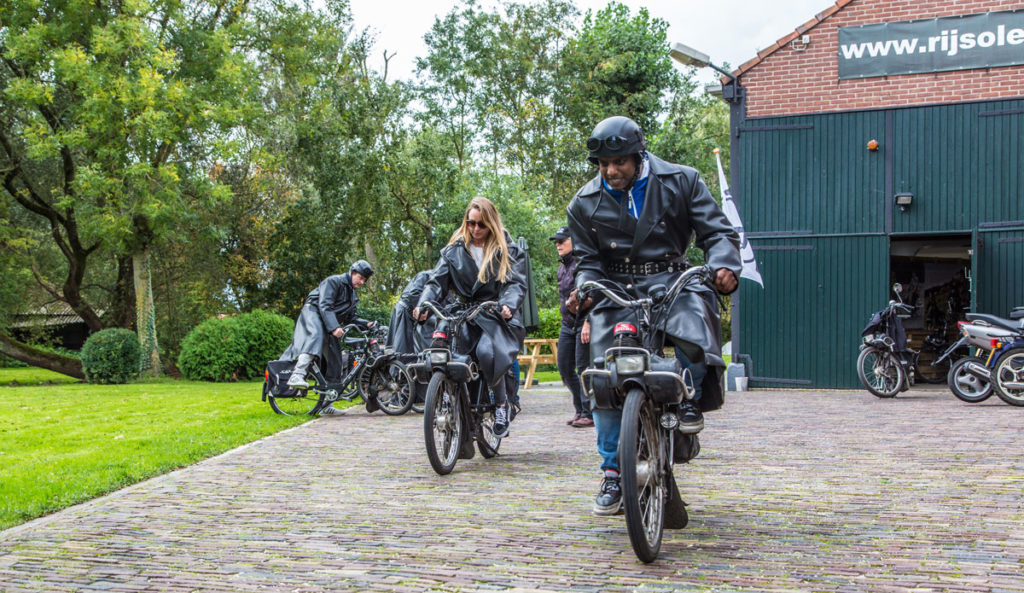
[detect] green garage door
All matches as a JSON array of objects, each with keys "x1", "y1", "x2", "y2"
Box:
[
  {"x1": 975, "y1": 227, "x2": 1024, "y2": 317},
  {"x1": 742, "y1": 235, "x2": 888, "y2": 389}
]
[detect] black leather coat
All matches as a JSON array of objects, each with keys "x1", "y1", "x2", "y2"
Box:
[
  {"x1": 417, "y1": 232, "x2": 527, "y2": 387},
  {"x1": 567, "y1": 153, "x2": 742, "y2": 411},
  {"x1": 388, "y1": 271, "x2": 432, "y2": 355}
]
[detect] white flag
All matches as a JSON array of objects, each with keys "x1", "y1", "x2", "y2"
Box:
[{"x1": 715, "y1": 149, "x2": 763, "y2": 287}]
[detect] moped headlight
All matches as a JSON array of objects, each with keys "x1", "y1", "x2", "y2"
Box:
[
  {"x1": 616, "y1": 354, "x2": 646, "y2": 375},
  {"x1": 428, "y1": 351, "x2": 450, "y2": 365}
]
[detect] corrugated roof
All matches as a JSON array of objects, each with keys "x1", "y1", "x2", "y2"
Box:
[{"x1": 9, "y1": 303, "x2": 101, "y2": 328}]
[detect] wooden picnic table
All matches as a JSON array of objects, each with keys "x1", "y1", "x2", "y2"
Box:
[{"x1": 517, "y1": 337, "x2": 558, "y2": 390}]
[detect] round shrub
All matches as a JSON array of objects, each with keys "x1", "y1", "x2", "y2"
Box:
[
  {"x1": 80, "y1": 328, "x2": 141, "y2": 384},
  {"x1": 233, "y1": 310, "x2": 294, "y2": 379},
  {"x1": 178, "y1": 310, "x2": 294, "y2": 382}
]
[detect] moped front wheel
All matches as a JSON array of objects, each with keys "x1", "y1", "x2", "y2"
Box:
[
  {"x1": 993, "y1": 347, "x2": 1024, "y2": 407},
  {"x1": 857, "y1": 347, "x2": 903, "y2": 398},
  {"x1": 947, "y1": 355, "x2": 992, "y2": 403},
  {"x1": 619, "y1": 388, "x2": 665, "y2": 564},
  {"x1": 423, "y1": 371, "x2": 463, "y2": 475}
]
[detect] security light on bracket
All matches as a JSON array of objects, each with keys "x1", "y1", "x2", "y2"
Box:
[{"x1": 895, "y1": 193, "x2": 914, "y2": 212}]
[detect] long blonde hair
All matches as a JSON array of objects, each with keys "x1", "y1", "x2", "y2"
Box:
[{"x1": 448, "y1": 196, "x2": 513, "y2": 284}]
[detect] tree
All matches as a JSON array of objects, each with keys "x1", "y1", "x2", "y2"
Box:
[{"x1": 0, "y1": 0, "x2": 256, "y2": 375}]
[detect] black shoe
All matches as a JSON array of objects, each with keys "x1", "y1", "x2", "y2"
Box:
[
  {"x1": 364, "y1": 396, "x2": 380, "y2": 413},
  {"x1": 678, "y1": 402, "x2": 704, "y2": 434},
  {"x1": 673, "y1": 432, "x2": 700, "y2": 463},
  {"x1": 593, "y1": 471, "x2": 622, "y2": 515},
  {"x1": 458, "y1": 438, "x2": 475, "y2": 460}
]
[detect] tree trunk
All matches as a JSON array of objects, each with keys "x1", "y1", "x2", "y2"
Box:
[
  {"x1": 0, "y1": 331, "x2": 85, "y2": 379},
  {"x1": 133, "y1": 249, "x2": 162, "y2": 376},
  {"x1": 109, "y1": 255, "x2": 137, "y2": 328}
]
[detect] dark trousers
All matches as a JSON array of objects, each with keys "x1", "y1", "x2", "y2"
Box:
[{"x1": 558, "y1": 323, "x2": 591, "y2": 418}]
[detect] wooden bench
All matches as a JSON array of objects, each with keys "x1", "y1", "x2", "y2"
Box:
[{"x1": 518, "y1": 338, "x2": 558, "y2": 390}]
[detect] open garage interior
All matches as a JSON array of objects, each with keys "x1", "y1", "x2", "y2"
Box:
[{"x1": 889, "y1": 235, "x2": 971, "y2": 350}]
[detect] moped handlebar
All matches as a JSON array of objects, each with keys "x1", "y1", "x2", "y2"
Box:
[
  {"x1": 419, "y1": 300, "x2": 501, "y2": 323},
  {"x1": 580, "y1": 265, "x2": 714, "y2": 309}
]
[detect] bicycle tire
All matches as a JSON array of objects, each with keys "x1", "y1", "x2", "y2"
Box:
[
  {"x1": 423, "y1": 371, "x2": 462, "y2": 475},
  {"x1": 857, "y1": 347, "x2": 903, "y2": 398},
  {"x1": 619, "y1": 388, "x2": 665, "y2": 564},
  {"x1": 914, "y1": 347, "x2": 950, "y2": 384},
  {"x1": 993, "y1": 347, "x2": 1024, "y2": 407},
  {"x1": 266, "y1": 380, "x2": 324, "y2": 416},
  {"x1": 946, "y1": 355, "x2": 992, "y2": 403},
  {"x1": 369, "y1": 360, "x2": 415, "y2": 416}
]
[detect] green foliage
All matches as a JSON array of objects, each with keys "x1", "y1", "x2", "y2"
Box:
[
  {"x1": 360, "y1": 307, "x2": 392, "y2": 328},
  {"x1": 177, "y1": 311, "x2": 293, "y2": 382},
  {"x1": 560, "y1": 2, "x2": 681, "y2": 144},
  {"x1": 531, "y1": 307, "x2": 562, "y2": 339},
  {"x1": 80, "y1": 329, "x2": 141, "y2": 385},
  {"x1": 0, "y1": 379, "x2": 310, "y2": 530}
]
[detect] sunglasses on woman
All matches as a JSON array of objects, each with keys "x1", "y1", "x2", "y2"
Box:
[{"x1": 466, "y1": 219, "x2": 487, "y2": 229}]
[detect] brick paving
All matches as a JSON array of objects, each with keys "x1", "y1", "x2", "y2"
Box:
[{"x1": 2, "y1": 385, "x2": 1023, "y2": 592}]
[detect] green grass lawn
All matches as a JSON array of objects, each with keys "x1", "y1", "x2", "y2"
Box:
[
  {"x1": 0, "y1": 367, "x2": 82, "y2": 386},
  {"x1": 0, "y1": 378, "x2": 315, "y2": 530}
]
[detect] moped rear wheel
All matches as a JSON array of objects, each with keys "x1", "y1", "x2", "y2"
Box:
[
  {"x1": 619, "y1": 388, "x2": 665, "y2": 564},
  {"x1": 914, "y1": 347, "x2": 950, "y2": 384},
  {"x1": 477, "y1": 409, "x2": 502, "y2": 458},
  {"x1": 265, "y1": 380, "x2": 324, "y2": 416},
  {"x1": 423, "y1": 371, "x2": 462, "y2": 475},
  {"x1": 946, "y1": 355, "x2": 992, "y2": 403},
  {"x1": 368, "y1": 360, "x2": 415, "y2": 416},
  {"x1": 857, "y1": 347, "x2": 903, "y2": 398},
  {"x1": 993, "y1": 347, "x2": 1024, "y2": 407}
]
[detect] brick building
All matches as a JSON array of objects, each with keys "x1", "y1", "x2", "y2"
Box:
[{"x1": 723, "y1": 0, "x2": 1024, "y2": 388}]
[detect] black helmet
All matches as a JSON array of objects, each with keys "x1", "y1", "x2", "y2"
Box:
[
  {"x1": 350, "y1": 260, "x2": 374, "y2": 278},
  {"x1": 586, "y1": 116, "x2": 645, "y2": 164}
]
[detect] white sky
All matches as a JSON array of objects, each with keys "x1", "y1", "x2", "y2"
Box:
[{"x1": 348, "y1": 0, "x2": 833, "y2": 86}]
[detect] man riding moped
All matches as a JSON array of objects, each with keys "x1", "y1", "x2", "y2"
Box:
[{"x1": 567, "y1": 116, "x2": 741, "y2": 514}]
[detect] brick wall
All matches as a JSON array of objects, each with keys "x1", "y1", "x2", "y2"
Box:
[{"x1": 739, "y1": 0, "x2": 1024, "y2": 117}]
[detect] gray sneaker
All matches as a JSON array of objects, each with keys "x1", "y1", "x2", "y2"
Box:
[
  {"x1": 287, "y1": 374, "x2": 309, "y2": 389},
  {"x1": 318, "y1": 405, "x2": 347, "y2": 416},
  {"x1": 493, "y1": 404, "x2": 510, "y2": 437}
]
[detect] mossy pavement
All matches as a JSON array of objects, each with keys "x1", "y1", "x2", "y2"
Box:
[{"x1": 1, "y1": 383, "x2": 1023, "y2": 592}]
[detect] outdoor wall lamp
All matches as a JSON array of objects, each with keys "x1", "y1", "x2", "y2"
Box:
[
  {"x1": 670, "y1": 42, "x2": 743, "y2": 104},
  {"x1": 867, "y1": 139, "x2": 879, "y2": 151},
  {"x1": 895, "y1": 192, "x2": 914, "y2": 212}
]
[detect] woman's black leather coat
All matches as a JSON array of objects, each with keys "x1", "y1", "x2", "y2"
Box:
[
  {"x1": 567, "y1": 153, "x2": 742, "y2": 411},
  {"x1": 417, "y1": 232, "x2": 527, "y2": 388}
]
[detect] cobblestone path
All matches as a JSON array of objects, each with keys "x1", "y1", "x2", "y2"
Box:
[{"x1": 2, "y1": 386, "x2": 1023, "y2": 592}]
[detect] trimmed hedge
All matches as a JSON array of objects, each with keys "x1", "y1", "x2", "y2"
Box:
[
  {"x1": 80, "y1": 328, "x2": 141, "y2": 384},
  {"x1": 531, "y1": 307, "x2": 561, "y2": 339},
  {"x1": 177, "y1": 310, "x2": 293, "y2": 382}
]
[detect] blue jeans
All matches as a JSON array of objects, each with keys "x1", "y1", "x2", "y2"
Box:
[{"x1": 592, "y1": 345, "x2": 705, "y2": 472}]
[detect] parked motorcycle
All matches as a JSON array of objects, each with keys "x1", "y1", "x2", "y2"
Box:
[
  {"x1": 989, "y1": 308, "x2": 1024, "y2": 406},
  {"x1": 939, "y1": 308, "x2": 1024, "y2": 403},
  {"x1": 857, "y1": 283, "x2": 916, "y2": 397}
]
